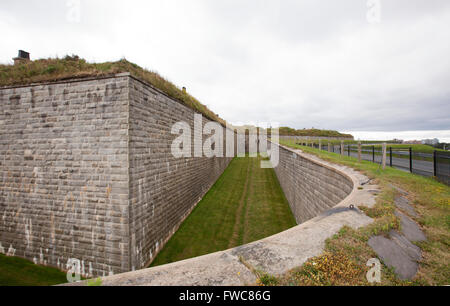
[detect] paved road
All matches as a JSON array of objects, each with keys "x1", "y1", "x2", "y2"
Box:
[
  {"x1": 303, "y1": 143, "x2": 448, "y2": 183},
  {"x1": 351, "y1": 152, "x2": 434, "y2": 176},
  {"x1": 321, "y1": 146, "x2": 434, "y2": 176}
]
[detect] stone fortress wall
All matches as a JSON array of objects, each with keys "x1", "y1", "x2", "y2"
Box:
[
  {"x1": 0, "y1": 72, "x2": 359, "y2": 281},
  {"x1": 68, "y1": 143, "x2": 372, "y2": 286},
  {"x1": 127, "y1": 77, "x2": 234, "y2": 271},
  {"x1": 273, "y1": 142, "x2": 354, "y2": 224},
  {"x1": 0, "y1": 73, "x2": 234, "y2": 276}
]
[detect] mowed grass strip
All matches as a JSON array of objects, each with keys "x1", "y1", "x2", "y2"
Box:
[
  {"x1": 151, "y1": 156, "x2": 296, "y2": 267},
  {"x1": 0, "y1": 254, "x2": 68, "y2": 286}
]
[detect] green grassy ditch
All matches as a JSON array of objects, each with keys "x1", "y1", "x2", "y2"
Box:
[
  {"x1": 151, "y1": 155, "x2": 297, "y2": 267},
  {"x1": 0, "y1": 254, "x2": 68, "y2": 286}
]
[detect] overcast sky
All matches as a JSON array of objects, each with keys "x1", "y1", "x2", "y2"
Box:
[{"x1": 1, "y1": 0, "x2": 449, "y2": 141}]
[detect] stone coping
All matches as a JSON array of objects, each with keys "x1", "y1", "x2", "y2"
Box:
[{"x1": 66, "y1": 145, "x2": 378, "y2": 286}]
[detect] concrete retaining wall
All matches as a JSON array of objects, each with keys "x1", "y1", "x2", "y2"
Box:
[{"x1": 273, "y1": 142, "x2": 354, "y2": 224}]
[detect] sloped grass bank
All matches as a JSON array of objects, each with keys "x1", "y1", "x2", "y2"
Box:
[
  {"x1": 151, "y1": 156, "x2": 297, "y2": 267},
  {"x1": 0, "y1": 254, "x2": 68, "y2": 286},
  {"x1": 267, "y1": 140, "x2": 449, "y2": 286}
]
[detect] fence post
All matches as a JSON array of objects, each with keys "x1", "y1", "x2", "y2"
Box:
[
  {"x1": 372, "y1": 146, "x2": 375, "y2": 163},
  {"x1": 328, "y1": 143, "x2": 332, "y2": 153},
  {"x1": 409, "y1": 147, "x2": 413, "y2": 173},
  {"x1": 382, "y1": 143, "x2": 387, "y2": 170},
  {"x1": 341, "y1": 141, "x2": 344, "y2": 156},
  {"x1": 358, "y1": 142, "x2": 362, "y2": 162},
  {"x1": 319, "y1": 140, "x2": 322, "y2": 151},
  {"x1": 433, "y1": 150, "x2": 437, "y2": 177},
  {"x1": 389, "y1": 147, "x2": 392, "y2": 167},
  {"x1": 348, "y1": 145, "x2": 350, "y2": 157}
]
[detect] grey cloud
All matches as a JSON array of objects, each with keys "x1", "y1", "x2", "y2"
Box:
[{"x1": 0, "y1": 0, "x2": 449, "y2": 135}]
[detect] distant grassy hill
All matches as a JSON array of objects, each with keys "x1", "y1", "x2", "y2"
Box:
[
  {"x1": 279, "y1": 127, "x2": 354, "y2": 139},
  {"x1": 0, "y1": 56, "x2": 225, "y2": 126}
]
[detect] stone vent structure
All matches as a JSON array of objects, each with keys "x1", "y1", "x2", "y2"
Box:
[{"x1": 0, "y1": 73, "x2": 233, "y2": 276}]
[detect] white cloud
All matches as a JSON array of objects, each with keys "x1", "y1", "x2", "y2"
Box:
[{"x1": 0, "y1": 0, "x2": 449, "y2": 140}]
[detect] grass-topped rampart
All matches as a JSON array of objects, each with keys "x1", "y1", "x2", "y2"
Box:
[{"x1": 0, "y1": 56, "x2": 225, "y2": 126}]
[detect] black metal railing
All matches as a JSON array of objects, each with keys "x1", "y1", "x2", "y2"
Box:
[
  {"x1": 303, "y1": 142, "x2": 450, "y2": 186},
  {"x1": 435, "y1": 151, "x2": 450, "y2": 185}
]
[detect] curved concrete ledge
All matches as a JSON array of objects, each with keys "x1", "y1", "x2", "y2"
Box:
[
  {"x1": 68, "y1": 146, "x2": 379, "y2": 286},
  {"x1": 273, "y1": 142, "x2": 356, "y2": 224}
]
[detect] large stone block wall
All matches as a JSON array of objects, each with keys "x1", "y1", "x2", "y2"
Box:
[
  {"x1": 0, "y1": 72, "x2": 355, "y2": 280},
  {"x1": 65, "y1": 142, "x2": 370, "y2": 286},
  {"x1": 0, "y1": 76, "x2": 131, "y2": 277},
  {"x1": 0, "y1": 74, "x2": 233, "y2": 276},
  {"x1": 273, "y1": 143, "x2": 354, "y2": 224},
  {"x1": 127, "y1": 77, "x2": 232, "y2": 270}
]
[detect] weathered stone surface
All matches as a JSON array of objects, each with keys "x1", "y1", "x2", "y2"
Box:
[
  {"x1": 395, "y1": 196, "x2": 418, "y2": 217},
  {"x1": 127, "y1": 77, "x2": 232, "y2": 270},
  {"x1": 272, "y1": 145, "x2": 354, "y2": 224},
  {"x1": 0, "y1": 75, "x2": 232, "y2": 277},
  {"x1": 368, "y1": 197, "x2": 425, "y2": 280},
  {"x1": 389, "y1": 230, "x2": 422, "y2": 261},
  {"x1": 368, "y1": 234, "x2": 420, "y2": 280},
  {"x1": 395, "y1": 211, "x2": 426, "y2": 242},
  {"x1": 0, "y1": 76, "x2": 131, "y2": 276},
  {"x1": 369, "y1": 183, "x2": 424, "y2": 281},
  {"x1": 389, "y1": 184, "x2": 409, "y2": 196},
  {"x1": 67, "y1": 250, "x2": 257, "y2": 286}
]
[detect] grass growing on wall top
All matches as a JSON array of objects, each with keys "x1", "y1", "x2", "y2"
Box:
[
  {"x1": 150, "y1": 155, "x2": 297, "y2": 267},
  {"x1": 0, "y1": 56, "x2": 225, "y2": 126}
]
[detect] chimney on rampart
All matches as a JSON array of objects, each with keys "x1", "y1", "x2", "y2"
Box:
[{"x1": 13, "y1": 50, "x2": 30, "y2": 65}]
